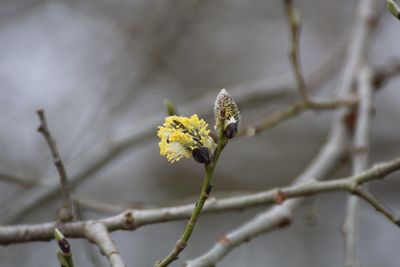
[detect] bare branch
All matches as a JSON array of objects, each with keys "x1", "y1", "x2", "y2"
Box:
[
  {"x1": 36, "y1": 109, "x2": 74, "y2": 222},
  {"x1": 238, "y1": 98, "x2": 356, "y2": 137},
  {"x1": 85, "y1": 223, "x2": 126, "y2": 267},
  {"x1": 1, "y1": 156, "x2": 399, "y2": 245}
]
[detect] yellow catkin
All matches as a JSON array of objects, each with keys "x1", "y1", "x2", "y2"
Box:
[{"x1": 157, "y1": 114, "x2": 215, "y2": 163}]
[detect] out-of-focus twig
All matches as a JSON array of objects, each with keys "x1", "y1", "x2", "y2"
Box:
[
  {"x1": 238, "y1": 98, "x2": 356, "y2": 137},
  {"x1": 373, "y1": 59, "x2": 400, "y2": 88},
  {"x1": 37, "y1": 109, "x2": 74, "y2": 222},
  {"x1": 0, "y1": 173, "x2": 40, "y2": 188},
  {"x1": 343, "y1": 65, "x2": 373, "y2": 267},
  {"x1": 283, "y1": 0, "x2": 309, "y2": 103}
]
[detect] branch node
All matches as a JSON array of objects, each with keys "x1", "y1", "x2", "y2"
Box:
[
  {"x1": 176, "y1": 240, "x2": 187, "y2": 251},
  {"x1": 275, "y1": 189, "x2": 286, "y2": 205},
  {"x1": 217, "y1": 234, "x2": 232, "y2": 246},
  {"x1": 123, "y1": 211, "x2": 135, "y2": 230}
]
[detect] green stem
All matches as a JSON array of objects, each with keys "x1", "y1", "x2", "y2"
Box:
[
  {"x1": 154, "y1": 125, "x2": 227, "y2": 267},
  {"x1": 57, "y1": 251, "x2": 75, "y2": 267}
]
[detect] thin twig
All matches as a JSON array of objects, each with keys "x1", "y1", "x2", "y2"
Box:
[
  {"x1": 343, "y1": 65, "x2": 373, "y2": 267},
  {"x1": 0, "y1": 173, "x2": 40, "y2": 188},
  {"x1": 85, "y1": 222, "x2": 126, "y2": 267},
  {"x1": 1, "y1": 156, "x2": 399, "y2": 245},
  {"x1": 238, "y1": 98, "x2": 356, "y2": 137},
  {"x1": 283, "y1": 0, "x2": 309, "y2": 103},
  {"x1": 352, "y1": 189, "x2": 400, "y2": 225},
  {"x1": 37, "y1": 109, "x2": 74, "y2": 222},
  {"x1": 373, "y1": 59, "x2": 400, "y2": 88}
]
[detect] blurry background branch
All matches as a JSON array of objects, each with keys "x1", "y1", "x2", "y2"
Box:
[
  {"x1": 284, "y1": 0, "x2": 309, "y2": 103},
  {"x1": 343, "y1": 65, "x2": 374, "y2": 267},
  {"x1": 0, "y1": 173, "x2": 40, "y2": 188}
]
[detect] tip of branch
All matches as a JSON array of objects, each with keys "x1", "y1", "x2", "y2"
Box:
[
  {"x1": 36, "y1": 108, "x2": 46, "y2": 132},
  {"x1": 163, "y1": 99, "x2": 177, "y2": 116}
]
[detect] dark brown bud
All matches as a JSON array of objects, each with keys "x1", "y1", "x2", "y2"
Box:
[
  {"x1": 224, "y1": 122, "x2": 238, "y2": 139},
  {"x1": 192, "y1": 146, "x2": 211, "y2": 164},
  {"x1": 57, "y1": 238, "x2": 71, "y2": 254}
]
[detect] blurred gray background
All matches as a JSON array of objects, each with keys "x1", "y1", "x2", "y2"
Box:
[{"x1": 0, "y1": 0, "x2": 400, "y2": 266}]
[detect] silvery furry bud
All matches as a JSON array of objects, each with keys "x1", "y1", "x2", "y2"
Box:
[{"x1": 214, "y1": 89, "x2": 240, "y2": 138}]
